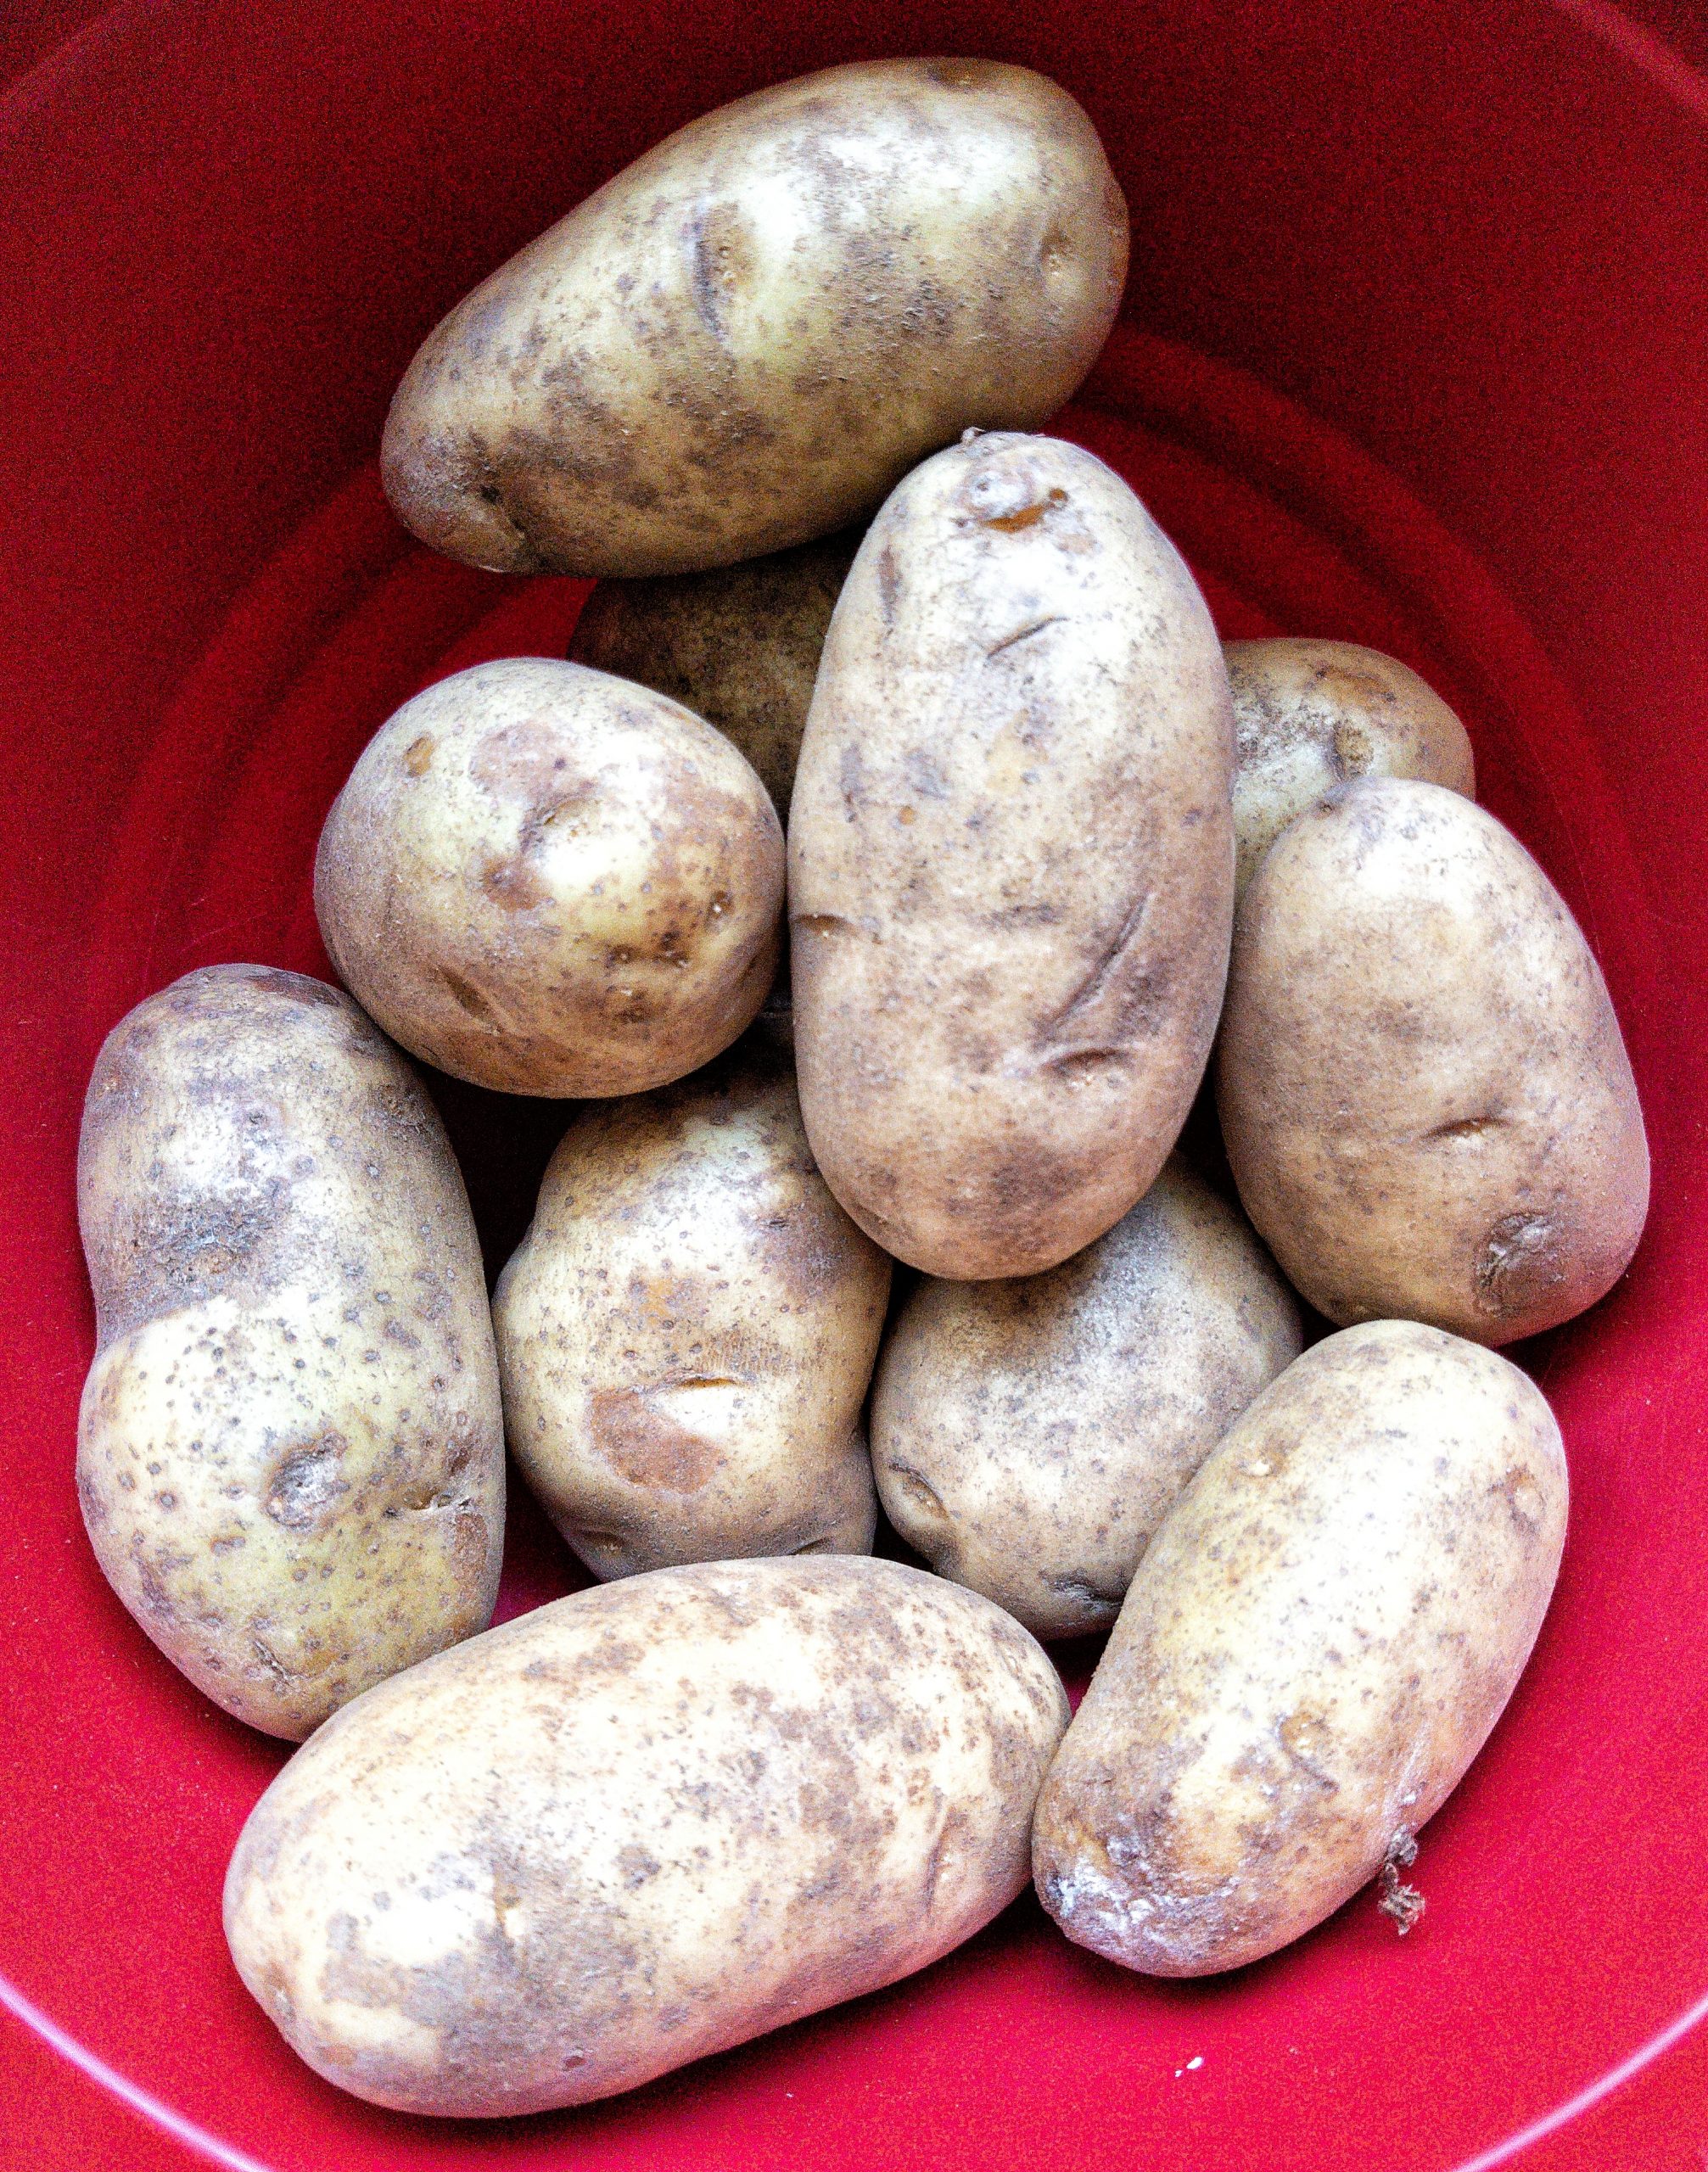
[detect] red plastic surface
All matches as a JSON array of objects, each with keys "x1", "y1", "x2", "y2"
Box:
[{"x1": 3, "y1": 3, "x2": 1706, "y2": 2167}]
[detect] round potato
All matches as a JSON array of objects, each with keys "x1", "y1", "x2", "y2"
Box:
[
  {"x1": 381, "y1": 59, "x2": 1128, "y2": 578},
  {"x1": 568, "y1": 529, "x2": 860, "y2": 822},
  {"x1": 1217, "y1": 777, "x2": 1649, "y2": 1342},
  {"x1": 790, "y1": 430, "x2": 1235, "y2": 1279},
  {"x1": 1033, "y1": 1320, "x2": 1567, "y2": 1975},
  {"x1": 872, "y1": 1157, "x2": 1300, "y2": 1638},
  {"x1": 314, "y1": 657, "x2": 783, "y2": 1099},
  {"x1": 76, "y1": 966, "x2": 504, "y2": 1740},
  {"x1": 492, "y1": 1052, "x2": 889, "y2": 1578},
  {"x1": 225, "y1": 1556, "x2": 1070, "y2": 2114},
  {"x1": 1226, "y1": 638, "x2": 1476, "y2": 893}
]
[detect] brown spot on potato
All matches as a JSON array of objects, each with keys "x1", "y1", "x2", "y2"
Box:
[
  {"x1": 1429, "y1": 1114, "x2": 1505, "y2": 1143},
  {"x1": 587, "y1": 1388, "x2": 727, "y2": 1493},
  {"x1": 884, "y1": 1463, "x2": 947, "y2": 1520},
  {"x1": 404, "y1": 735, "x2": 435, "y2": 777},
  {"x1": 440, "y1": 971, "x2": 498, "y2": 1027},
  {"x1": 1476, "y1": 1212, "x2": 1565, "y2": 1315},
  {"x1": 480, "y1": 855, "x2": 548, "y2": 912},
  {"x1": 1492, "y1": 1464, "x2": 1546, "y2": 1531}
]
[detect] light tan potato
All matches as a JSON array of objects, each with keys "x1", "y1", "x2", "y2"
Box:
[
  {"x1": 492, "y1": 1052, "x2": 889, "y2": 1577},
  {"x1": 872, "y1": 1158, "x2": 1300, "y2": 1638},
  {"x1": 76, "y1": 966, "x2": 504, "y2": 1741},
  {"x1": 1217, "y1": 777, "x2": 1649, "y2": 1342},
  {"x1": 568, "y1": 530, "x2": 860, "y2": 821},
  {"x1": 315, "y1": 657, "x2": 783, "y2": 1098},
  {"x1": 225, "y1": 1557, "x2": 1070, "y2": 2114},
  {"x1": 382, "y1": 59, "x2": 1128, "y2": 578},
  {"x1": 1033, "y1": 1320, "x2": 1566, "y2": 1975},
  {"x1": 790, "y1": 431, "x2": 1235, "y2": 1279},
  {"x1": 1226, "y1": 638, "x2": 1476, "y2": 893}
]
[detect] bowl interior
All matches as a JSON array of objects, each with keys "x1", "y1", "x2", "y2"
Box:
[{"x1": 3, "y1": 3, "x2": 1706, "y2": 2168}]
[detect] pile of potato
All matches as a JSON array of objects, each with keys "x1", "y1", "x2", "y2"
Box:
[{"x1": 76, "y1": 58, "x2": 1647, "y2": 2120}]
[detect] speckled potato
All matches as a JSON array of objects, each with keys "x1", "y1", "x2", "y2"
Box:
[
  {"x1": 569, "y1": 530, "x2": 860, "y2": 821},
  {"x1": 76, "y1": 966, "x2": 503, "y2": 1741},
  {"x1": 225, "y1": 1556, "x2": 1070, "y2": 2114},
  {"x1": 315, "y1": 658, "x2": 783, "y2": 1099},
  {"x1": 492, "y1": 1053, "x2": 889, "y2": 1578},
  {"x1": 1226, "y1": 639, "x2": 1476, "y2": 893},
  {"x1": 790, "y1": 430, "x2": 1235, "y2": 1279},
  {"x1": 1217, "y1": 777, "x2": 1649, "y2": 1342},
  {"x1": 872, "y1": 1158, "x2": 1300, "y2": 1638},
  {"x1": 1033, "y1": 1320, "x2": 1566, "y2": 1975},
  {"x1": 381, "y1": 59, "x2": 1128, "y2": 578}
]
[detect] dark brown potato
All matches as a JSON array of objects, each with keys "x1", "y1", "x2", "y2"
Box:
[
  {"x1": 76, "y1": 965, "x2": 504, "y2": 1739},
  {"x1": 568, "y1": 531, "x2": 860, "y2": 822},
  {"x1": 382, "y1": 59, "x2": 1128, "y2": 578},
  {"x1": 1217, "y1": 777, "x2": 1649, "y2": 1342}
]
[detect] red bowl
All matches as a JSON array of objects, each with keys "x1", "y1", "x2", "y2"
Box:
[{"x1": 4, "y1": 3, "x2": 1706, "y2": 2167}]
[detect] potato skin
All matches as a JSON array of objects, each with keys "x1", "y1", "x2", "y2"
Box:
[
  {"x1": 1217, "y1": 777, "x2": 1649, "y2": 1342},
  {"x1": 492, "y1": 1053, "x2": 889, "y2": 1577},
  {"x1": 1225, "y1": 639, "x2": 1476, "y2": 893},
  {"x1": 314, "y1": 658, "x2": 783, "y2": 1099},
  {"x1": 872, "y1": 1158, "x2": 1300, "y2": 1638},
  {"x1": 1033, "y1": 1321, "x2": 1566, "y2": 1975},
  {"x1": 76, "y1": 966, "x2": 504, "y2": 1740},
  {"x1": 224, "y1": 1557, "x2": 1070, "y2": 2115},
  {"x1": 381, "y1": 59, "x2": 1128, "y2": 578},
  {"x1": 790, "y1": 431, "x2": 1235, "y2": 1279},
  {"x1": 568, "y1": 530, "x2": 860, "y2": 822}
]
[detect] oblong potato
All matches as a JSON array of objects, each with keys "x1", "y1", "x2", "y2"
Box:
[
  {"x1": 225, "y1": 1557, "x2": 1070, "y2": 2114},
  {"x1": 314, "y1": 657, "x2": 783, "y2": 1098},
  {"x1": 381, "y1": 59, "x2": 1128, "y2": 578},
  {"x1": 872, "y1": 1158, "x2": 1300, "y2": 1638},
  {"x1": 568, "y1": 530, "x2": 860, "y2": 822},
  {"x1": 790, "y1": 431, "x2": 1235, "y2": 1279},
  {"x1": 1225, "y1": 639, "x2": 1476, "y2": 893},
  {"x1": 492, "y1": 1052, "x2": 890, "y2": 1577},
  {"x1": 1217, "y1": 776, "x2": 1649, "y2": 1341},
  {"x1": 1033, "y1": 1320, "x2": 1566, "y2": 1974},
  {"x1": 76, "y1": 966, "x2": 504, "y2": 1740}
]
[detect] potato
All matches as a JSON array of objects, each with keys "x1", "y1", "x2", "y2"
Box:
[
  {"x1": 76, "y1": 966, "x2": 504, "y2": 1740},
  {"x1": 492, "y1": 1051, "x2": 889, "y2": 1577},
  {"x1": 1033, "y1": 1320, "x2": 1566, "y2": 1975},
  {"x1": 790, "y1": 431, "x2": 1235, "y2": 1279},
  {"x1": 1226, "y1": 639, "x2": 1476, "y2": 893},
  {"x1": 224, "y1": 1556, "x2": 1069, "y2": 2114},
  {"x1": 568, "y1": 530, "x2": 860, "y2": 821},
  {"x1": 314, "y1": 657, "x2": 783, "y2": 1098},
  {"x1": 872, "y1": 1158, "x2": 1300, "y2": 1638},
  {"x1": 1217, "y1": 777, "x2": 1649, "y2": 1342},
  {"x1": 381, "y1": 59, "x2": 1128, "y2": 579}
]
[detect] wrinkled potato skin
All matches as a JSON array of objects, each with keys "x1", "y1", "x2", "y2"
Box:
[
  {"x1": 872, "y1": 1158, "x2": 1300, "y2": 1638},
  {"x1": 568, "y1": 531, "x2": 860, "y2": 822},
  {"x1": 225, "y1": 1557, "x2": 1070, "y2": 2114},
  {"x1": 381, "y1": 59, "x2": 1128, "y2": 578},
  {"x1": 1217, "y1": 778, "x2": 1649, "y2": 1342},
  {"x1": 76, "y1": 966, "x2": 504, "y2": 1740},
  {"x1": 1033, "y1": 1321, "x2": 1566, "y2": 1975},
  {"x1": 791, "y1": 432, "x2": 1235, "y2": 1279},
  {"x1": 315, "y1": 658, "x2": 783, "y2": 1099},
  {"x1": 1226, "y1": 639, "x2": 1476, "y2": 893},
  {"x1": 492, "y1": 1054, "x2": 889, "y2": 1577}
]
